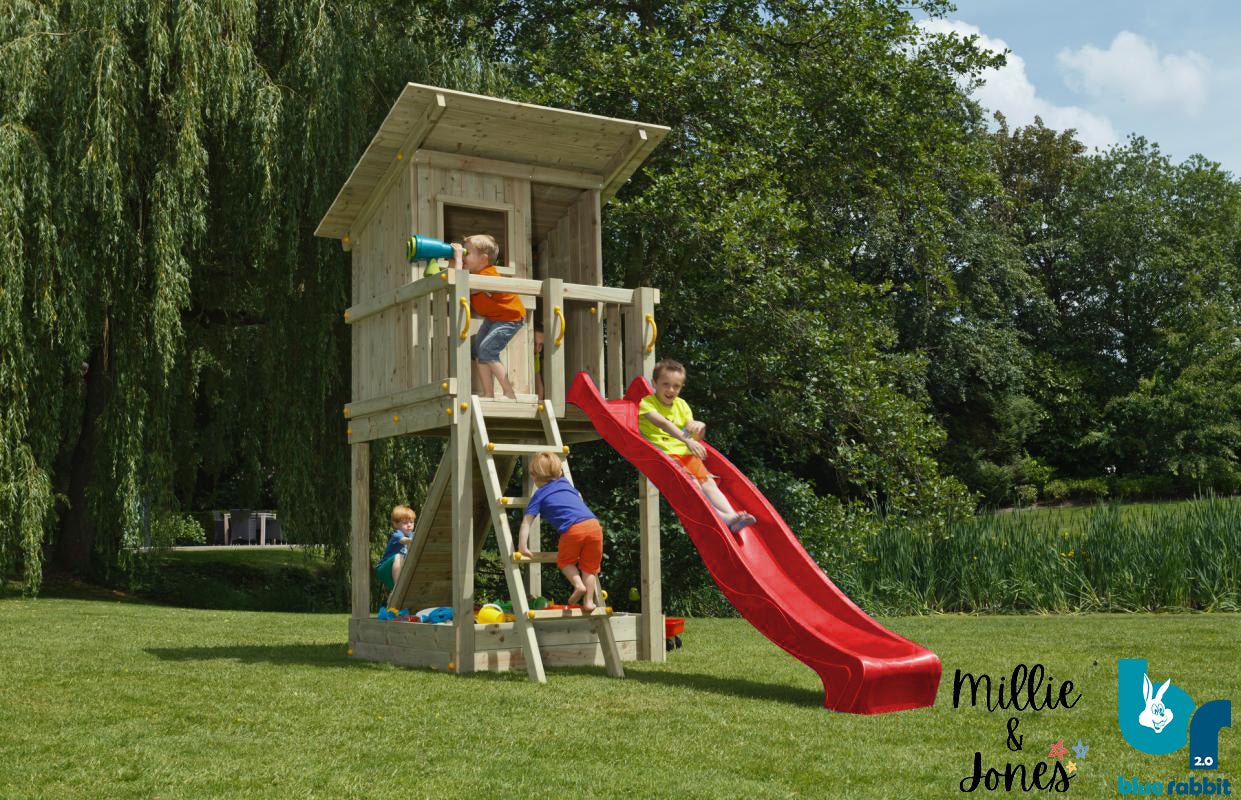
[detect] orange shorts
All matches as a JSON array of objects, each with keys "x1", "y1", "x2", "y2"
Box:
[
  {"x1": 672, "y1": 453, "x2": 710, "y2": 483},
  {"x1": 557, "y1": 519, "x2": 603, "y2": 574}
]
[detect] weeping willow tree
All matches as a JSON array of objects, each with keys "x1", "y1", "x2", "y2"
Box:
[{"x1": 0, "y1": 1, "x2": 507, "y2": 592}]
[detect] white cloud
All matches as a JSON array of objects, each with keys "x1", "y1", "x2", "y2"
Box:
[
  {"x1": 1058, "y1": 32, "x2": 1209, "y2": 115},
  {"x1": 919, "y1": 18, "x2": 1118, "y2": 150}
]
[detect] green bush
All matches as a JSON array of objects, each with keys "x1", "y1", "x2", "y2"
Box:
[
  {"x1": 1203, "y1": 464, "x2": 1241, "y2": 496},
  {"x1": 151, "y1": 512, "x2": 206, "y2": 547},
  {"x1": 1015, "y1": 485, "x2": 1038, "y2": 507},
  {"x1": 1042, "y1": 480, "x2": 1069, "y2": 503},
  {"x1": 1064, "y1": 478, "x2": 1109, "y2": 502},
  {"x1": 972, "y1": 460, "x2": 1014, "y2": 507},
  {"x1": 1111, "y1": 475, "x2": 1179, "y2": 501},
  {"x1": 1012, "y1": 456, "x2": 1052, "y2": 491}
]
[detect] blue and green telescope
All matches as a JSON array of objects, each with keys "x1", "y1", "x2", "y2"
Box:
[{"x1": 405, "y1": 235, "x2": 461, "y2": 262}]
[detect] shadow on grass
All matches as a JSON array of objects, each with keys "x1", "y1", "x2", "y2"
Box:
[
  {"x1": 145, "y1": 645, "x2": 824, "y2": 706},
  {"x1": 25, "y1": 575, "x2": 162, "y2": 605},
  {"x1": 411, "y1": 660, "x2": 825, "y2": 705},
  {"x1": 146, "y1": 643, "x2": 376, "y2": 669},
  {"x1": 620, "y1": 667, "x2": 824, "y2": 707}
]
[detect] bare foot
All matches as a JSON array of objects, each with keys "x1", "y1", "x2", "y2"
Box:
[
  {"x1": 727, "y1": 511, "x2": 756, "y2": 533},
  {"x1": 566, "y1": 587, "x2": 585, "y2": 605},
  {"x1": 581, "y1": 599, "x2": 597, "y2": 614}
]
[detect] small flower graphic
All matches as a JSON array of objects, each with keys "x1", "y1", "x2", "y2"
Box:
[
  {"x1": 1047, "y1": 739, "x2": 1070, "y2": 760},
  {"x1": 1072, "y1": 740, "x2": 1088, "y2": 759}
]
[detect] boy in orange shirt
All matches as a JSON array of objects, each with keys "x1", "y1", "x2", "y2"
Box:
[{"x1": 450, "y1": 234, "x2": 524, "y2": 399}]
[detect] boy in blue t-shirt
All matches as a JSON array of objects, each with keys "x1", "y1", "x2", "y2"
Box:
[
  {"x1": 376, "y1": 505, "x2": 415, "y2": 594},
  {"x1": 518, "y1": 452, "x2": 604, "y2": 612}
]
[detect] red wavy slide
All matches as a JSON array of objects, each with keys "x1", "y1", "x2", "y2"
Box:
[{"x1": 567, "y1": 373, "x2": 941, "y2": 713}]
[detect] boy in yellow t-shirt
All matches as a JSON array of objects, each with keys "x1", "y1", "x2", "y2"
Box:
[
  {"x1": 450, "y1": 234, "x2": 524, "y2": 399},
  {"x1": 639, "y1": 359, "x2": 757, "y2": 533}
]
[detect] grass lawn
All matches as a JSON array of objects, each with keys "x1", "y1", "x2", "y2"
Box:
[
  {"x1": 1, "y1": 599, "x2": 1237, "y2": 799},
  {"x1": 157, "y1": 548, "x2": 333, "y2": 570},
  {"x1": 114, "y1": 548, "x2": 346, "y2": 613}
]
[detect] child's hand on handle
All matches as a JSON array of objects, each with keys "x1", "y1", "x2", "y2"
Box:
[
  {"x1": 685, "y1": 421, "x2": 706, "y2": 440},
  {"x1": 450, "y1": 242, "x2": 465, "y2": 269},
  {"x1": 518, "y1": 546, "x2": 533, "y2": 559}
]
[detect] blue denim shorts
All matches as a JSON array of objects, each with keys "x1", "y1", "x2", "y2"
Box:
[{"x1": 471, "y1": 318, "x2": 523, "y2": 363}]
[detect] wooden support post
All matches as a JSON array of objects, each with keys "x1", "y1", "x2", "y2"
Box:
[
  {"x1": 579, "y1": 190, "x2": 604, "y2": 389},
  {"x1": 524, "y1": 456, "x2": 541, "y2": 598},
  {"x1": 416, "y1": 294, "x2": 432, "y2": 385},
  {"x1": 623, "y1": 288, "x2": 656, "y2": 386},
  {"x1": 605, "y1": 304, "x2": 622, "y2": 399},
  {"x1": 587, "y1": 301, "x2": 605, "y2": 389},
  {"x1": 436, "y1": 284, "x2": 451, "y2": 381},
  {"x1": 451, "y1": 274, "x2": 475, "y2": 674},
  {"x1": 623, "y1": 287, "x2": 663, "y2": 661},
  {"x1": 453, "y1": 272, "x2": 474, "y2": 397},
  {"x1": 637, "y1": 476, "x2": 663, "y2": 662},
  {"x1": 350, "y1": 443, "x2": 371, "y2": 622},
  {"x1": 542, "y1": 277, "x2": 566, "y2": 415}
]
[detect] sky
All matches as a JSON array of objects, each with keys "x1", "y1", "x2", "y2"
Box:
[{"x1": 916, "y1": 1, "x2": 1241, "y2": 175}]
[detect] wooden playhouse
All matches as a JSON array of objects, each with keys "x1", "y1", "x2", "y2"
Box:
[{"x1": 314, "y1": 84, "x2": 672, "y2": 679}]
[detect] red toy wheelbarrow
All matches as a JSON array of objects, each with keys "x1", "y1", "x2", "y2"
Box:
[{"x1": 665, "y1": 617, "x2": 685, "y2": 652}]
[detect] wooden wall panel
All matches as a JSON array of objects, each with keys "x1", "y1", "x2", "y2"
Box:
[
  {"x1": 352, "y1": 164, "x2": 415, "y2": 403},
  {"x1": 534, "y1": 188, "x2": 603, "y2": 390}
]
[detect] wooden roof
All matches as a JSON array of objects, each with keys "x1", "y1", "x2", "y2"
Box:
[{"x1": 315, "y1": 83, "x2": 669, "y2": 240}]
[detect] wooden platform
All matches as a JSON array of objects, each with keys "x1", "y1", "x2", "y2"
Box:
[
  {"x1": 349, "y1": 613, "x2": 642, "y2": 672},
  {"x1": 346, "y1": 391, "x2": 604, "y2": 444}
]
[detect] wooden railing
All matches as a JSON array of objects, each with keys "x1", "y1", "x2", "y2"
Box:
[{"x1": 343, "y1": 269, "x2": 658, "y2": 442}]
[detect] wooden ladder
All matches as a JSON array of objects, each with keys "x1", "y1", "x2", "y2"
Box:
[{"x1": 471, "y1": 397, "x2": 624, "y2": 682}]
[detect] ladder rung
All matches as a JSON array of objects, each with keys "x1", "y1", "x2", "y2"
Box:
[
  {"x1": 485, "y1": 443, "x2": 569, "y2": 456},
  {"x1": 498, "y1": 496, "x2": 529, "y2": 508},
  {"x1": 512, "y1": 551, "x2": 557, "y2": 564},
  {"x1": 527, "y1": 607, "x2": 613, "y2": 620}
]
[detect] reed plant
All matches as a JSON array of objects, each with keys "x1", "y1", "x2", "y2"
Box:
[{"x1": 849, "y1": 497, "x2": 1241, "y2": 614}]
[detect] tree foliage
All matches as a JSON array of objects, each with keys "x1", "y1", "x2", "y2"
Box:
[
  {"x1": 4, "y1": 1, "x2": 1240, "y2": 599},
  {"x1": 456, "y1": 0, "x2": 988, "y2": 522},
  {"x1": 994, "y1": 123, "x2": 1241, "y2": 496},
  {"x1": 0, "y1": 0, "x2": 506, "y2": 591}
]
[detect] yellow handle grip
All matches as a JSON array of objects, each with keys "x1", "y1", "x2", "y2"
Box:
[
  {"x1": 554, "y1": 306, "x2": 566, "y2": 347},
  {"x1": 644, "y1": 314, "x2": 657, "y2": 354},
  {"x1": 458, "y1": 298, "x2": 471, "y2": 340}
]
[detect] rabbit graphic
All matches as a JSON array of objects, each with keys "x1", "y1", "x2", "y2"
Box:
[{"x1": 1138, "y1": 673, "x2": 1174, "y2": 734}]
